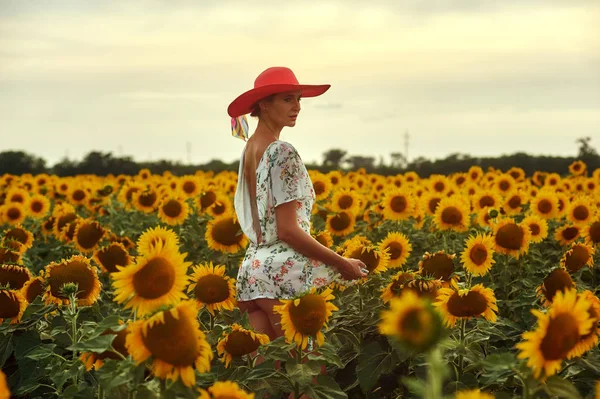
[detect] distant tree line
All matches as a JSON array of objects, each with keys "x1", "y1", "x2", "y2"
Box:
[{"x1": 0, "y1": 137, "x2": 598, "y2": 178}]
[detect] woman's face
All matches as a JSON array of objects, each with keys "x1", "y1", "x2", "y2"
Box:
[{"x1": 261, "y1": 91, "x2": 302, "y2": 128}]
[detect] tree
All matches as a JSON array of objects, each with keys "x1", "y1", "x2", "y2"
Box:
[
  {"x1": 0, "y1": 151, "x2": 47, "y2": 175},
  {"x1": 322, "y1": 149, "x2": 347, "y2": 168},
  {"x1": 344, "y1": 155, "x2": 375, "y2": 171},
  {"x1": 576, "y1": 137, "x2": 598, "y2": 157}
]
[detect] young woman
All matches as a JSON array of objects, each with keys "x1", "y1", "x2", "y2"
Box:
[{"x1": 229, "y1": 66, "x2": 368, "y2": 340}]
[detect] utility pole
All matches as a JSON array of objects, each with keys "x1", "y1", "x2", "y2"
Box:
[
  {"x1": 404, "y1": 130, "x2": 410, "y2": 164},
  {"x1": 186, "y1": 142, "x2": 192, "y2": 164}
]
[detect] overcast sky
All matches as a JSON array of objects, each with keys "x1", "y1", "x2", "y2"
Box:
[{"x1": 1, "y1": 0, "x2": 599, "y2": 166}]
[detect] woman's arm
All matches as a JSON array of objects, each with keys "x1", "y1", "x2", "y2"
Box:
[{"x1": 275, "y1": 200, "x2": 366, "y2": 280}]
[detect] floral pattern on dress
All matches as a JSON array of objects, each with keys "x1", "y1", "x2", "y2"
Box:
[{"x1": 234, "y1": 140, "x2": 339, "y2": 301}]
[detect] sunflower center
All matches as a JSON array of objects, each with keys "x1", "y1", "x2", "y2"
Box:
[
  {"x1": 433, "y1": 182, "x2": 445, "y2": 192},
  {"x1": 338, "y1": 195, "x2": 354, "y2": 210},
  {"x1": 72, "y1": 189, "x2": 86, "y2": 201},
  {"x1": 0, "y1": 292, "x2": 20, "y2": 319},
  {"x1": 447, "y1": 290, "x2": 488, "y2": 317},
  {"x1": 141, "y1": 311, "x2": 199, "y2": 366},
  {"x1": 386, "y1": 242, "x2": 403, "y2": 260},
  {"x1": 10, "y1": 194, "x2": 25, "y2": 203},
  {"x1": 391, "y1": 196, "x2": 407, "y2": 213},
  {"x1": 57, "y1": 213, "x2": 77, "y2": 232},
  {"x1": 421, "y1": 254, "x2": 454, "y2": 281},
  {"x1": 200, "y1": 191, "x2": 217, "y2": 209},
  {"x1": 479, "y1": 196, "x2": 495, "y2": 208},
  {"x1": 499, "y1": 180, "x2": 510, "y2": 191},
  {"x1": 542, "y1": 269, "x2": 573, "y2": 303},
  {"x1": 138, "y1": 191, "x2": 158, "y2": 207},
  {"x1": 212, "y1": 218, "x2": 243, "y2": 245},
  {"x1": 31, "y1": 201, "x2": 44, "y2": 213},
  {"x1": 48, "y1": 260, "x2": 96, "y2": 300},
  {"x1": 25, "y1": 279, "x2": 45, "y2": 303},
  {"x1": 572, "y1": 205, "x2": 589, "y2": 221},
  {"x1": 456, "y1": 176, "x2": 466, "y2": 185},
  {"x1": 330, "y1": 213, "x2": 351, "y2": 231},
  {"x1": 5, "y1": 229, "x2": 28, "y2": 244},
  {"x1": 529, "y1": 223, "x2": 541, "y2": 236},
  {"x1": 162, "y1": 200, "x2": 183, "y2": 218},
  {"x1": 469, "y1": 244, "x2": 488, "y2": 266},
  {"x1": 76, "y1": 223, "x2": 105, "y2": 250},
  {"x1": 194, "y1": 274, "x2": 231, "y2": 304},
  {"x1": 313, "y1": 181, "x2": 326, "y2": 196},
  {"x1": 398, "y1": 308, "x2": 431, "y2": 345},
  {"x1": 540, "y1": 313, "x2": 580, "y2": 360},
  {"x1": 96, "y1": 244, "x2": 130, "y2": 273},
  {"x1": 562, "y1": 227, "x2": 579, "y2": 241},
  {"x1": 132, "y1": 257, "x2": 176, "y2": 299},
  {"x1": 357, "y1": 248, "x2": 380, "y2": 272},
  {"x1": 224, "y1": 331, "x2": 260, "y2": 356},
  {"x1": 182, "y1": 181, "x2": 196, "y2": 194},
  {"x1": 0, "y1": 266, "x2": 30, "y2": 290},
  {"x1": 537, "y1": 199, "x2": 553, "y2": 214},
  {"x1": 289, "y1": 294, "x2": 328, "y2": 335},
  {"x1": 495, "y1": 224, "x2": 524, "y2": 250},
  {"x1": 0, "y1": 248, "x2": 20, "y2": 263},
  {"x1": 441, "y1": 206, "x2": 463, "y2": 225},
  {"x1": 212, "y1": 202, "x2": 226, "y2": 215},
  {"x1": 126, "y1": 187, "x2": 140, "y2": 202},
  {"x1": 428, "y1": 198, "x2": 440, "y2": 213},
  {"x1": 564, "y1": 246, "x2": 590, "y2": 274},
  {"x1": 508, "y1": 196, "x2": 521, "y2": 209},
  {"x1": 6, "y1": 207, "x2": 22, "y2": 221},
  {"x1": 588, "y1": 222, "x2": 600, "y2": 243}
]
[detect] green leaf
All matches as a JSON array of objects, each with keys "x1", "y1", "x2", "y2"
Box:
[
  {"x1": 285, "y1": 358, "x2": 322, "y2": 387},
  {"x1": 481, "y1": 352, "x2": 516, "y2": 371},
  {"x1": 301, "y1": 375, "x2": 348, "y2": 399},
  {"x1": 0, "y1": 334, "x2": 13, "y2": 367},
  {"x1": 307, "y1": 342, "x2": 344, "y2": 368},
  {"x1": 24, "y1": 344, "x2": 56, "y2": 360},
  {"x1": 401, "y1": 376, "x2": 426, "y2": 396},
  {"x1": 544, "y1": 376, "x2": 582, "y2": 399},
  {"x1": 68, "y1": 334, "x2": 115, "y2": 353},
  {"x1": 356, "y1": 341, "x2": 395, "y2": 393}
]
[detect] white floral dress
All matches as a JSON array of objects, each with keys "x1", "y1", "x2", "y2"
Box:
[{"x1": 234, "y1": 140, "x2": 338, "y2": 301}]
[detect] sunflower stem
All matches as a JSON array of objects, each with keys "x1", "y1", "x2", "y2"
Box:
[
  {"x1": 98, "y1": 385, "x2": 105, "y2": 399},
  {"x1": 424, "y1": 347, "x2": 443, "y2": 399},
  {"x1": 457, "y1": 318, "x2": 467, "y2": 378},
  {"x1": 69, "y1": 292, "x2": 79, "y2": 387},
  {"x1": 209, "y1": 312, "x2": 215, "y2": 331}
]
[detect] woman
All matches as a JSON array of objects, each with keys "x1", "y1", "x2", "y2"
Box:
[{"x1": 229, "y1": 66, "x2": 368, "y2": 341}]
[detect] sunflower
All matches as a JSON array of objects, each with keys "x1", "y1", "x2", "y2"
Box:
[
  {"x1": 475, "y1": 209, "x2": 495, "y2": 228},
  {"x1": 326, "y1": 170, "x2": 343, "y2": 187},
  {"x1": 381, "y1": 187, "x2": 416, "y2": 220},
  {"x1": 543, "y1": 173, "x2": 561, "y2": 188},
  {"x1": 311, "y1": 172, "x2": 333, "y2": 201},
  {"x1": 80, "y1": 325, "x2": 129, "y2": 370},
  {"x1": 136, "y1": 225, "x2": 181, "y2": 257},
  {"x1": 3, "y1": 225, "x2": 34, "y2": 250},
  {"x1": 112, "y1": 241, "x2": 191, "y2": 316},
  {"x1": 455, "y1": 389, "x2": 495, "y2": 399},
  {"x1": 492, "y1": 217, "x2": 531, "y2": 259},
  {"x1": 216, "y1": 324, "x2": 270, "y2": 368},
  {"x1": 569, "y1": 160, "x2": 587, "y2": 176},
  {"x1": 583, "y1": 218, "x2": 600, "y2": 247},
  {"x1": 435, "y1": 284, "x2": 498, "y2": 327},
  {"x1": 5, "y1": 187, "x2": 29, "y2": 205},
  {"x1": 560, "y1": 243, "x2": 595, "y2": 274},
  {"x1": 132, "y1": 188, "x2": 160, "y2": 213},
  {"x1": 177, "y1": 175, "x2": 202, "y2": 198},
  {"x1": 137, "y1": 168, "x2": 152, "y2": 180},
  {"x1": 460, "y1": 233, "x2": 496, "y2": 276},
  {"x1": 378, "y1": 231, "x2": 412, "y2": 268},
  {"x1": 325, "y1": 211, "x2": 355, "y2": 237},
  {"x1": 536, "y1": 268, "x2": 575, "y2": 307},
  {"x1": 0, "y1": 369, "x2": 9, "y2": 399},
  {"x1": 0, "y1": 289, "x2": 27, "y2": 324},
  {"x1": 330, "y1": 188, "x2": 363, "y2": 216},
  {"x1": 205, "y1": 213, "x2": 248, "y2": 253},
  {"x1": 428, "y1": 174, "x2": 451, "y2": 195},
  {"x1": 0, "y1": 246, "x2": 22, "y2": 264},
  {"x1": 472, "y1": 190, "x2": 502, "y2": 212},
  {"x1": 451, "y1": 172, "x2": 468, "y2": 188},
  {"x1": 27, "y1": 194, "x2": 51, "y2": 218},
  {"x1": 516, "y1": 289, "x2": 594, "y2": 379},
  {"x1": 466, "y1": 166, "x2": 483, "y2": 183},
  {"x1": 52, "y1": 211, "x2": 79, "y2": 237},
  {"x1": 126, "y1": 300, "x2": 213, "y2": 387},
  {"x1": 421, "y1": 191, "x2": 444, "y2": 216},
  {"x1": 554, "y1": 224, "x2": 581, "y2": 246},
  {"x1": 566, "y1": 196, "x2": 595, "y2": 226},
  {"x1": 554, "y1": 191, "x2": 569, "y2": 219},
  {"x1": 196, "y1": 188, "x2": 219, "y2": 213},
  {"x1": 532, "y1": 171, "x2": 546, "y2": 187},
  {"x1": 381, "y1": 271, "x2": 416, "y2": 303},
  {"x1": 343, "y1": 242, "x2": 389, "y2": 274},
  {"x1": 273, "y1": 287, "x2": 339, "y2": 350},
  {"x1": 72, "y1": 219, "x2": 106, "y2": 254},
  {"x1": 206, "y1": 193, "x2": 233, "y2": 218},
  {"x1": 67, "y1": 186, "x2": 89, "y2": 206},
  {"x1": 1, "y1": 202, "x2": 27, "y2": 225},
  {"x1": 521, "y1": 214, "x2": 549, "y2": 244},
  {"x1": 198, "y1": 381, "x2": 255, "y2": 399},
  {"x1": 418, "y1": 250, "x2": 457, "y2": 285},
  {"x1": 43, "y1": 255, "x2": 102, "y2": 306},
  {"x1": 312, "y1": 229, "x2": 334, "y2": 248},
  {"x1": 41, "y1": 216, "x2": 56, "y2": 237},
  {"x1": 568, "y1": 290, "x2": 600, "y2": 359},
  {"x1": 379, "y1": 289, "x2": 442, "y2": 353},
  {"x1": 2, "y1": 239, "x2": 25, "y2": 256},
  {"x1": 433, "y1": 196, "x2": 470, "y2": 232},
  {"x1": 187, "y1": 262, "x2": 236, "y2": 315},
  {"x1": 21, "y1": 276, "x2": 45, "y2": 303},
  {"x1": 530, "y1": 190, "x2": 559, "y2": 219},
  {"x1": 0, "y1": 264, "x2": 32, "y2": 290},
  {"x1": 502, "y1": 190, "x2": 528, "y2": 215},
  {"x1": 93, "y1": 242, "x2": 133, "y2": 273},
  {"x1": 157, "y1": 196, "x2": 190, "y2": 225}
]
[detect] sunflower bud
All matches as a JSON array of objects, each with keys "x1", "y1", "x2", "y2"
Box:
[
  {"x1": 487, "y1": 208, "x2": 499, "y2": 218},
  {"x1": 60, "y1": 282, "x2": 79, "y2": 297}
]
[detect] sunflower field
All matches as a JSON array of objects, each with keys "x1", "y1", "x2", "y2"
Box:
[{"x1": 0, "y1": 160, "x2": 600, "y2": 399}]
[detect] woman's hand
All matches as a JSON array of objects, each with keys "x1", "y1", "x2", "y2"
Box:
[{"x1": 337, "y1": 258, "x2": 369, "y2": 280}]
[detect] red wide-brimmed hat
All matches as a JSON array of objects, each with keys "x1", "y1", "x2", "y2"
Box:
[{"x1": 227, "y1": 66, "x2": 330, "y2": 118}]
